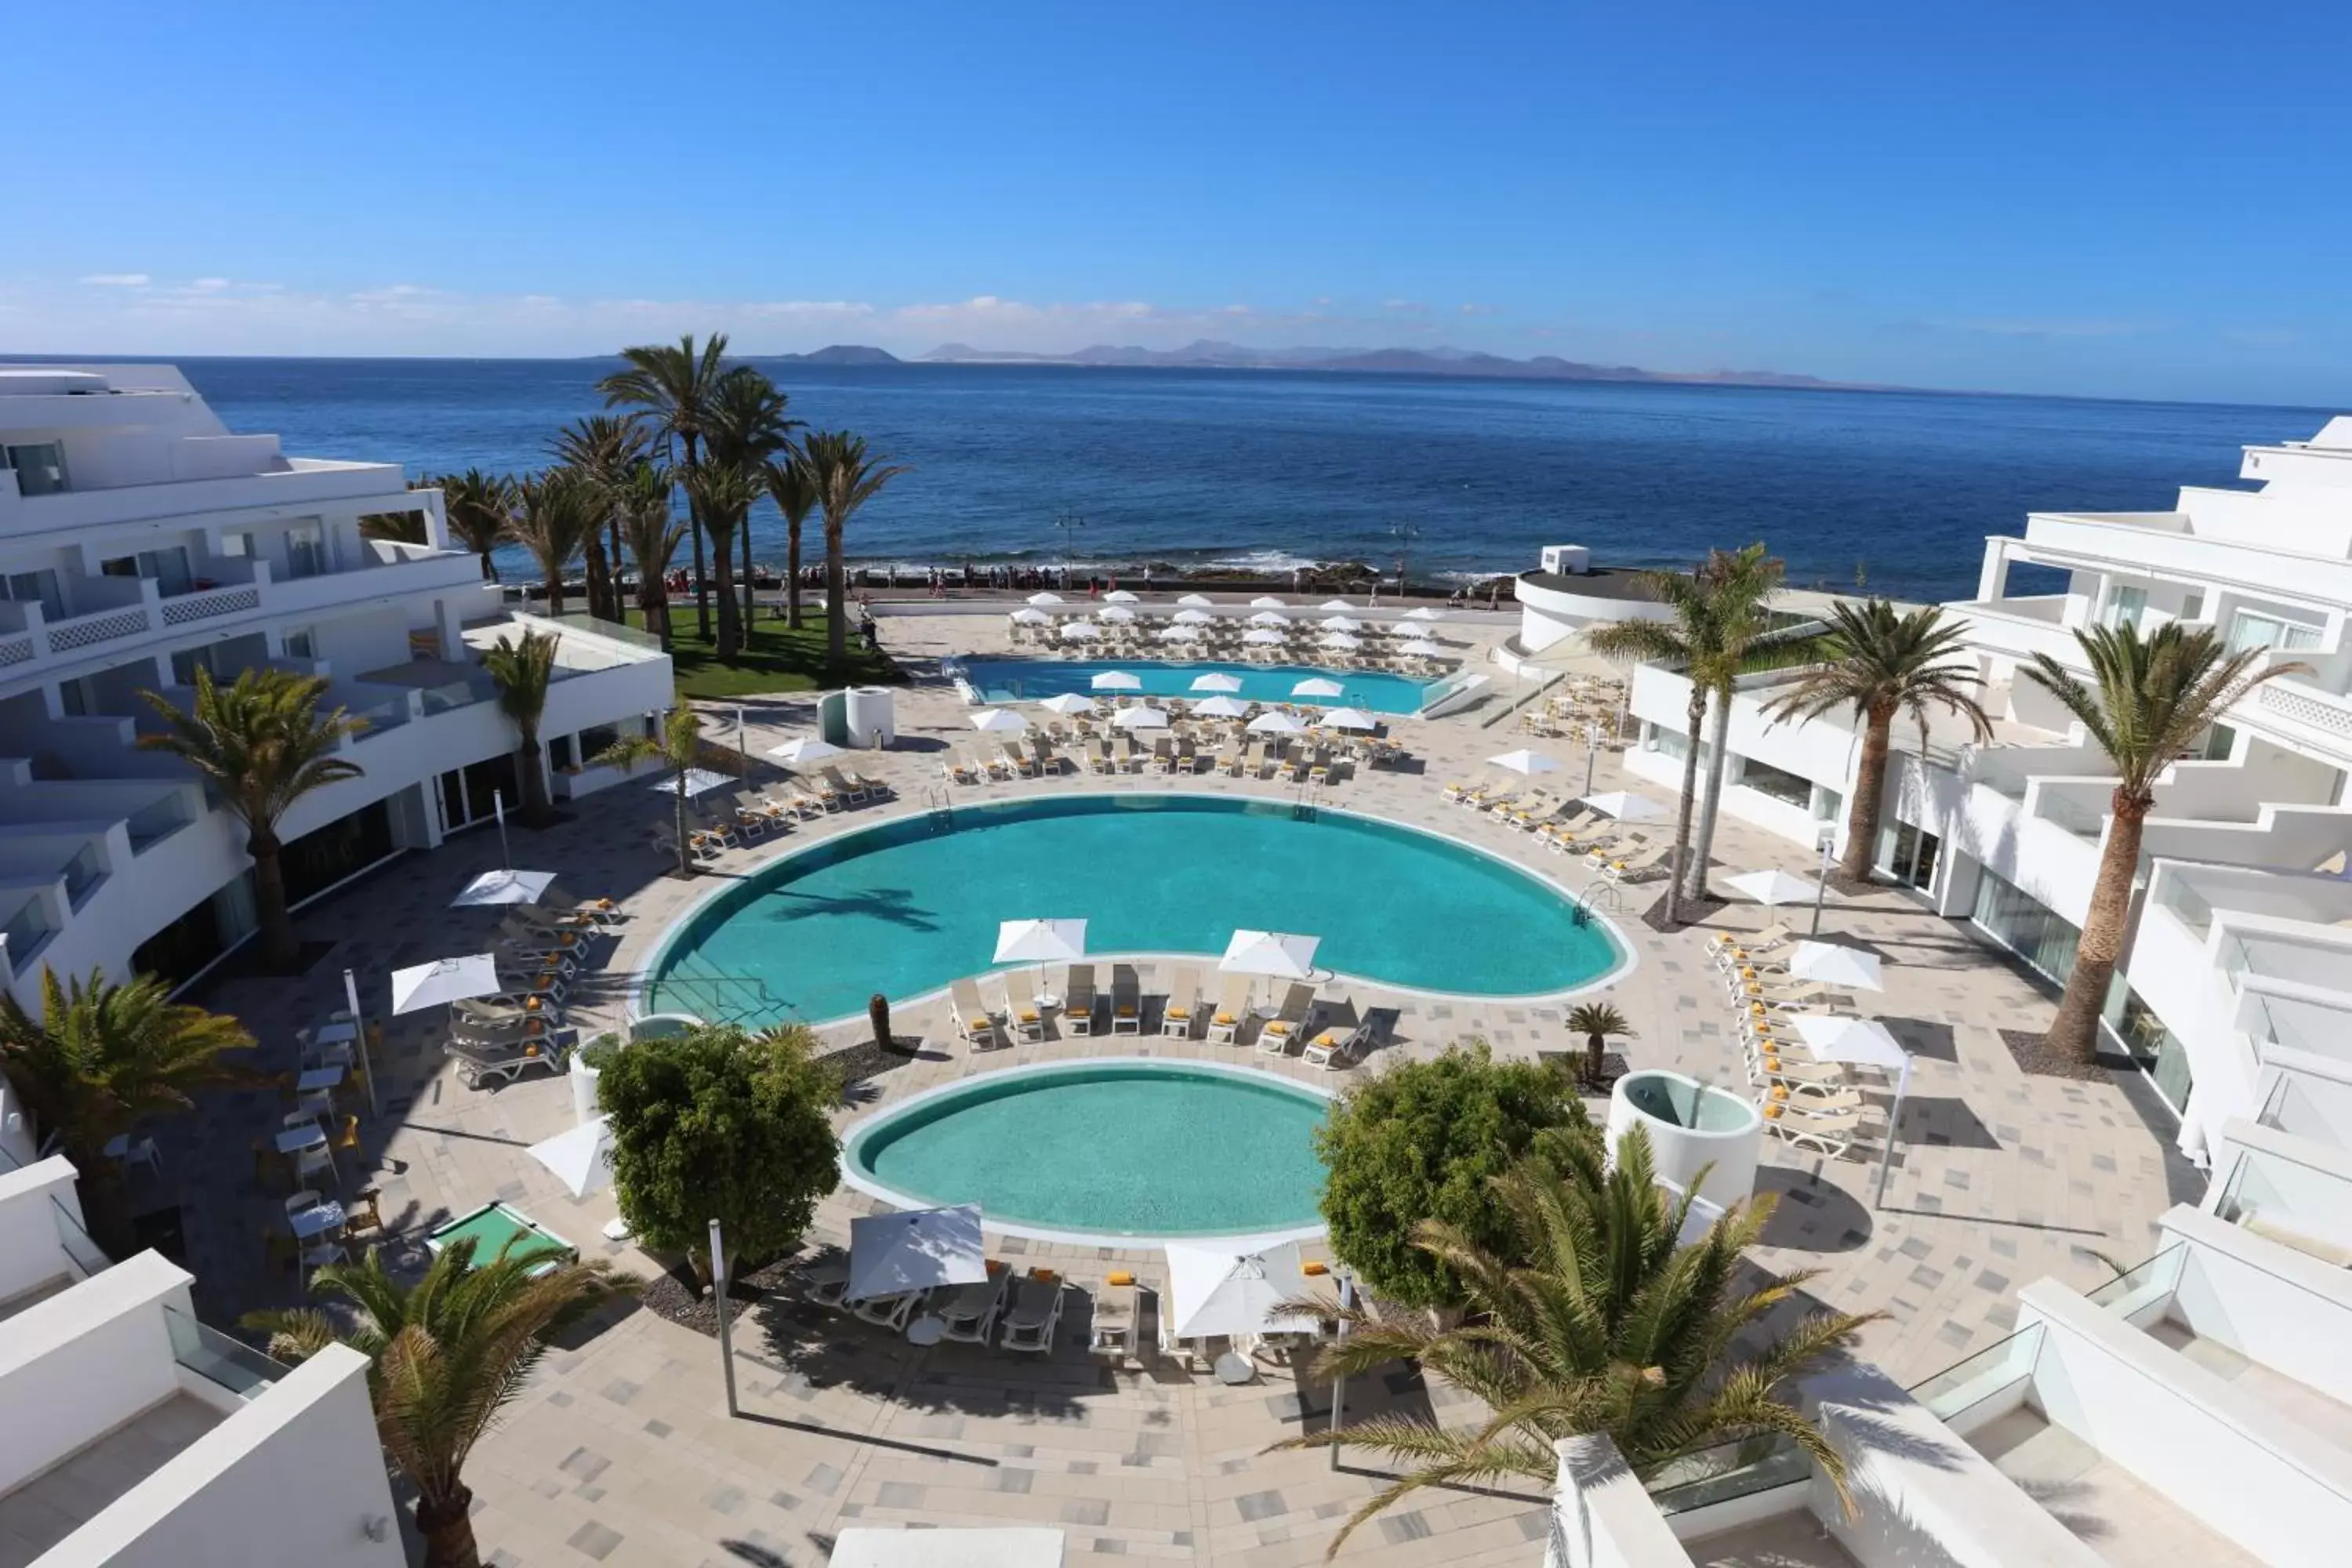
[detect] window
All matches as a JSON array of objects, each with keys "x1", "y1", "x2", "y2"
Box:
[
  {"x1": 4, "y1": 569, "x2": 63, "y2": 622},
  {"x1": 2108, "y1": 985, "x2": 2192, "y2": 1115},
  {"x1": 2, "y1": 443, "x2": 67, "y2": 495},
  {"x1": 56, "y1": 679, "x2": 89, "y2": 717},
  {"x1": 1972, "y1": 868, "x2": 2082, "y2": 985},
  {"x1": 217, "y1": 532, "x2": 254, "y2": 558},
  {"x1": 2179, "y1": 590, "x2": 2205, "y2": 623},
  {"x1": 281, "y1": 628, "x2": 316, "y2": 659},
  {"x1": 2228, "y1": 608, "x2": 2322, "y2": 655},
  {"x1": 1737, "y1": 756, "x2": 1813, "y2": 808},
  {"x1": 169, "y1": 646, "x2": 219, "y2": 686},
  {"x1": 2190, "y1": 722, "x2": 2236, "y2": 762},
  {"x1": 283, "y1": 524, "x2": 327, "y2": 580},
  {"x1": 2101, "y1": 584, "x2": 2147, "y2": 630},
  {"x1": 1809, "y1": 784, "x2": 1843, "y2": 822},
  {"x1": 96, "y1": 549, "x2": 194, "y2": 595}
]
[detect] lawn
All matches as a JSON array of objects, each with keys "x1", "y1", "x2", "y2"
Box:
[{"x1": 625, "y1": 608, "x2": 902, "y2": 699}]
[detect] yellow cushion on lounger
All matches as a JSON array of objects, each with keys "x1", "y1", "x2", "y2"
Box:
[
  {"x1": 1762, "y1": 1102, "x2": 1783, "y2": 1120},
  {"x1": 1167, "y1": 1005, "x2": 1192, "y2": 1018},
  {"x1": 1018, "y1": 1010, "x2": 1039, "y2": 1023},
  {"x1": 1770, "y1": 1083, "x2": 1789, "y2": 1101},
  {"x1": 1107, "y1": 1270, "x2": 1134, "y2": 1287},
  {"x1": 1214, "y1": 1012, "x2": 1236, "y2": 1025},
  {"x1": 1266, "y1": 1021, "x2": 1294, "y2": 1036}
]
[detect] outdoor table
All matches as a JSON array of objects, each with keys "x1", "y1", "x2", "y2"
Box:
[
  {"x1": 289, "y1": 1200, "x2": 346, "y2": 1240},
  {"x1": 296, "y1": 1065, "x2": 346, "y2": 1094},
  {"x1": 905, "y1": 1315, "x2": 947, "y2": 1347},
  {"x1": 1033, "y1": 992, "x2": 1064, "y2": 1011},
  {"x1": 427, "y1": 1201, "x2": 576, "y2": 1276},
  {"x1": 310, "y1": 1021, "x2": 358, "y2": 1047},
  {"x1": 275, "y1": 1123, "x2": 327, "y2": 1156}
]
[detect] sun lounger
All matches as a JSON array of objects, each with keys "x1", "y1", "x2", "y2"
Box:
[
  {"x1": 1029, "y1": 738, "x2": 1064, "y2": 775},
  {"x1": 1001, "y1": 741, "x2": 1038, "y2": 779},
  {"x1": 950, "y1": 975, "x2": 999, "y2": 1049},
  {"x1": 1255, "y1": 982, "x2": 1319, "y2": 1055},
  {"x1": 1303, "y1": 1015, "x2": 1369, "y2": 1069},
  {"x1": 1762, "y1": 1100, "x2": 1867, "y2": 1157},
  {"x1": 999, "y1": 968, "x2": 1046, "y2": 1040},
  {"x1": 1161, "y1": 964, "x2": 1202, "y2": 1037},
  {"x1": 1087, "y1": 1276, "x2": 1137, "y2": 1358},
  {"x1": 542, "y1": 885, "x2": 624, "y2": 925},
  {"x1": 1205, "y1": 974, "x2": 1254, "y2": 1044},
  {"x1": 1087, "y1": 738, "x2": 1115, "y2": 775},
  {"x1": 1063, "y1": 963, "x2": 1099, "y2": 1035},
  {"x1": 1109, "y1": 964, "x2": 1142, "y2": 1034},
  {"x1": 800, "y1": 1255, "x2": 851, "y2": 1307},
  {"x1": 445, "y1": 1035, "x2": 562, "y2": 1088},
  {"x1": 938, "y1": 1272, "x2": 1011, "y2": 1344},
  {"x1": 1000, "y1": 1273, "x2": 1065, "y2": 1353},
  {"x1": 852, "y1": 1288, "x2": 925, "y2": 1331},
  {"x1": 1149, "y1": 737, "x2": 1174, "y2": 773},
  {"x1": 1118, "y1": 735, "x2": 1141, "y2": 772},
  {"x1": 943, "y1": 752, "x2": 981, "y2": 786},
  {"x1": 821, "y1": 766, "x2": 872, "y2": 805}
]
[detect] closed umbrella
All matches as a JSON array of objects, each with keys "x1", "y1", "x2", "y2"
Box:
[
  {"x1": 1788, "y1": 941, "x2": 1885, "y2": 991},
  {"x1": 1243, "y1": 629, "x2": 1286, "y2": 646},
  {"x1": 1247, "y1": 710, "x2": 1308, "y2": 735},
  {"x1": 1112, "y1": 705, "x2": 1170, "y2": 730},
  {"x1": 1164, "y1": 1241, "x2": 1318, "y2": 1340},
  {"x1": 1583, "y1": 789, "x2": 1666, "y2": 821},
  {"x1": 1037, "y1": 692, "x2": 1094, "y2": 715},
  {"x1": 390, "y1": 954, "x2": 503, "y2": 1014},
  {"x1": 1323, "y1": 708, "x2": 1377, "y2": 731},
  {"x1": 1026, "y1": 591, "x2": 1064, "y2": 606},
  {"x1": 1177, "y1": 593, "x2": 1215, "y2": 608},
  {"x1": 1194, "y1": 695, "x2": 1250, "y2": 719},
  {"x1": 1091, "y1": 670, "x2": 1143, "y2": 691},
  {"x1": 1723, "y1": 869, "x2": 1823, "y2": 908},
  {"x1": 1293, "y1": 677, "x2": 1345, "y2": 698},
  {"x1": 848, "y1": 1204, "x2": 988, "y2": 1301},
  {"x1": 1791, "y1": 1016, "x2": 1914, "y2": 1207},
  {"x1": 1103, "y1": 589, "x2": 1140, "y2": 604},
  {"x1": 970, "y1": 708, "x2": 1029, "y2": 734},
  {"x1": 993, "y1": 918, "x2": 1088, "y2": 964},
  {"x1": 451, "y1": 868, "x2": 557, "y2": 908},
  {"x1": 1190, "y1": 672, "x2": 1243, "y2": 692},
  {"x1": 1218, "y1": 928, "x2": 1320, "y2": 978},
  {"x1": 1485, "y1": 749, "x2": 1562, "y2": 776}
]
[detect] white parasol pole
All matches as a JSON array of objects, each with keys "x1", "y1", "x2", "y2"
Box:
[
  {"x1": 494, "y1": 790, "x2": 511, "y2": 873},
  {"x1": 735, "y1": 706, "x2": 747, "y2": 777},
  {"x1": 1873, "y1": 1057, "x2": 1911, "y2": 1210},
  {"x1": 343, "y1": 966, "x2": 378, "y2": 1118},
  {"x1": 1810, "y1": 826, "x2": 1834, "y2": 935}
]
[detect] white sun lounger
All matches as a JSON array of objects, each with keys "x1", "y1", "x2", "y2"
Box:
[
  {"x1": 1255, "y1": 982, "x2": 1319, "y2": 1056},
  {"x1": 938, "y1": 1272, "x2": 1010, "y2": 1344},
  {"x1": 1000, "y1": 1274, "x2": 1065, "y2": 1353},
  {"x1": 1160, "y1": 964, "x2": 1203, "y2": 1037},
  {"x1": 1205, "y1": 974, "x2": 1254, "y2": 1044},
  {"x1": 1000, "y1": 968, "x2": 1046, "y2": 1040},
  {"x1": 950, "y1": 975, "x2": 999, "y2": 1049}
]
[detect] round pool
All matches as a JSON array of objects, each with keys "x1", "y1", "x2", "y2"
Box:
[
  {"x1": 644, "y1": 793, "x2": 1626, "y2": 1024},
  {"x1": 842, "y1": 1058, "x2": 1331, "y2": 1243}
]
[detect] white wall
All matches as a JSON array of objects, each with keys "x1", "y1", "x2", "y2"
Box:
[
  {"x1": 0, "y1": 1252, "x2": 191, "y2": 1497},
  {"x1": 2161, "y1": 1203, "x2": 2352, "y2": 1409},
  {"x1": 0, "y1": 1155, "x2": 84, "y2": 1303},
  {"x1": 1546, "y1": 1434, "x2": 1697, "y2": 1568}
]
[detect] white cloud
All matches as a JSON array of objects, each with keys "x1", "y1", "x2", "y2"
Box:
[{"x1": 78, "y1": 273, "x2": 150, "y2": 287}]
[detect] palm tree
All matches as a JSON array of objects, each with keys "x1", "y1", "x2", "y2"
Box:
[
  {"x1": 701, "y1": 366, "x2": 801, "y2": 642},
  {"x1": 682, "y1": 463, "x2": 757, "y2": 662},
  {"x1": 1587, "y1": 546, "x2": 1808, "y2": 919},
  {"x1": 593, "y1": 708, "x2": 713, "y2": 877},
  {"x1": 613, "y1": 465, "x2": 687, "y2": 650},
  {"x1": 246, "y1": 1240, "x2": 635, "y2": 1568},
  {"x1": 510, "y1": 470, "x2": 597, "y2": 615},
  {"x1": 431, "y1": 469, "x2": 517, "y2": 583},
  {"x1": 358, "y1": 508, "x2": 427, "y2": 547},
  {"x1": 1764, "y1": 601, "x2": 1994, "y2": 884},
  {"x1": 0, "y1": 967, "x2": 256, "y2": 1255},
  {"x1": 1275, "y1": 1116, "x2": 1873, "y2": 1555},
  {"x1": 550, "y1": 415, "x2": 652, "y2": 622},
  {"x1": 762, "y1": 454, "x2": 820, "y2": 630},
  {"x1": 1565, "y1": 1000, "x2": 1632, "y2": 1088},
  {"x1": 600, "y1": 334, "x2": 731, "y2": 640},
  {"x1": 481, "y1": 628, "x2": 562, "y2": 820},
  {"x1": 800, "y1": 430, "x2": 911, "y2": 672},
  {"x1": 138, "y1": 669, "x2": 366, "y2": 968},
  {"x1": 2024, "y1": 622, "x2": 2303, "y2": 1064}
]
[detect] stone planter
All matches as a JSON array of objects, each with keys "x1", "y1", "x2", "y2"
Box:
[
  {"x1": 569, "y1": 1013, "x2": 703, "y2": 1125},
  {"x1": 1605, "y1": 1069, "x2": 1762, "y2": 1216}
]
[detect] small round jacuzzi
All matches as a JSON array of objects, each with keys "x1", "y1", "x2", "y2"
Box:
[{"x1": 1606, "y1": 1069, "x2": 1762, "y2": 1213}]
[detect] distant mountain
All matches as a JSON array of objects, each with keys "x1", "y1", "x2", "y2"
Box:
[
  {"x1": 918, "y1": 339, "x2": 1854, "y2": 389},
  {"x1": 759, "y1": 344, "x2": 902, "y2": 365}
]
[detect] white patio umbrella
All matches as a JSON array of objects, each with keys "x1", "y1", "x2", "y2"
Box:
[
  {"x1": 1320, "y1": 615, "x2": 1362, "y2": 632},
  {"x1": 1158, "y1": 625, "x2": 1203, "y2": 643},
  {"x1": 848, "y1": 1203, "x2": 988, "y2": 1301},
  {"x1": 1399, "y1": 639, "x2": 1444, "y2": 657},
  {"x1": 1243, "y1": 629, "x2": 1287, "y2": 646},
  {"x1": 1319, "y1": 598, "x2": 1353, "y2": 611},
  {"x1": 1250, "y1": 596, "x2": 1287, "y2": 608},
  {"x1": 1177, "y1": 593, "x2": 1215, "y2": 608},
  {"x1": 1247, "y1": 610, "x2": 1291, "y2": 627},
  {"x1": 451, "y1": 867, "x2": 557, "y2": 908},
  {"x1": 993, "y1": 918, "x2": 1089, "y2": 964},
  {"x1": 1059, "y1": 621, "x2": 1103, "y2": 641},
  {"x1": 1098, "y1": 605, "x2": 1138, "y2": 624},
  {"x1": 1319, "y1": 633, "x2": 1363, "y2": 651},
  {"x1": 1791, "y1": 1015, "x2": 1915, "y2": 1207},
  {"x1": 1037, "y1": 692, "x2": 1094, "y2": 715},
  {"x1": 1292, "y1": 677, "x2": 1345, "y2": 698},
  {"x1": 1190, "y1": 672, "x2": 1243, "y2": 692},
  {"x1": 1194, "y1": 695, "x2": 1250, "y2": 719},
  {"x1": 1583, "y1": 789, "x2": 1667, "y2": 821},
  {"x1": 1788, "y1": 941, "x2": 1886, "y2": 991},
  {"x1": 1009, "y1": 608, "x2": 1051, "y2": 625},
  {"x1": 768, "y1": 735, "x2": 844, "y2": 766},
  {"x1": 1091, "y1": 670, "x2": 1143, "y2": 691},
  {"x1": 1174, "y1": 609, "x2": 1215, "y2": 625},
  {"x1": 1404, "y1": 607, "x2": 1442, "y2": 621},
  {"x1": 1026, "y1": 591, "x2": 1065, "y2": 605},
  {"x1": 970, "y1": 708, "x2": 1029, "y2": 734},
  {"x1": 1247, "y1": 710, "x2": 1308, "y2": 734},
  {"x1": 1102, "y1": 589, "x2": 1140, "y2": 604},
  {"x1": 1322, "y1": 707, "x2": 1378, "y2": 731},
  {"x1": 1723, "y1": 868, "x2": 1824, "y2": 908},
  {"x1": 1486, "y1": 749, "x2": 1563, "y2": 776},
  {"x1": 1218, "y1": 928, "x2": 1321, "y2": 978},
  {"x1": 651, "y1": 767, "x2": 734, "y2": 797},
  {"x1": 1112, "y1": 705, "x2": 1171, "y2": 730},
  {"x1": 390, "y1": 954, "x2": 503, "y2": 1014},
  {"x1": 528, "y1": 1115, "x2": 615, "y2": 1199},
  {"x1": 1164, "y1": 1241, "x2": 1319, "y2": 1340}
]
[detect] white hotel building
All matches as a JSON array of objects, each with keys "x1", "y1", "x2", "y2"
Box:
[
  {"x1": 0, "y1": 363, "x2": 673, "y2": 1004},
  {"x1": 1592, "y1": 416, "x2": 2352, "y2": 1176}
]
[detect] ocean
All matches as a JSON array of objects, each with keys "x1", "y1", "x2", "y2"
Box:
[{"x1": 157, "y1": 357, "x2": 2332, "y2": 603}]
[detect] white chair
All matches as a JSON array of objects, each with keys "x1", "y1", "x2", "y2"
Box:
[{"x1": 104, "y1": 1134, "x2": 162, "y2": 1178}]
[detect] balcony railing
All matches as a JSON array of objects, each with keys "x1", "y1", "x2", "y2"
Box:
[
  {"x1": 1643, "y1": 1434, "x2": 1812, "y2": 1515},
  {"x1": 163, "y1": 1305, "x2": 286, "y2": 1400},
  {"x1": 1911, "y1": 1321, "x2": 2046, "y2": 1427},
  {"x1": 51, "y1": 1194, "x2": 111, "y2": 1279}
]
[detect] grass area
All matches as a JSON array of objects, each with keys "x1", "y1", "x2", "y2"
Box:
[{"x1": 624, "y1": 608, "x2": 902, "y2": 699}]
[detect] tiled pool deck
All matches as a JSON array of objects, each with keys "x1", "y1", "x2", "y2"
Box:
[{"x1": 138, "y1": 611, "x2": 2198, "y2": 1566}]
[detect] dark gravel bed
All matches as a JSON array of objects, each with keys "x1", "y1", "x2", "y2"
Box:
[{"x1": 1998, "y1": 1027, "x2": 2132, "y2": 1082}]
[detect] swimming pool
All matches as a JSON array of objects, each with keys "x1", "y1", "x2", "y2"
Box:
[
  {"x1": 960, "y1": 656, "x2": 1432, "y2": 715},
  {"x1": 842, "y1": 1058, "x2": 1330, "y2": 1243},
  {"x1": 644, "y1": 793, "x2": 1626, "y2": 1024}
]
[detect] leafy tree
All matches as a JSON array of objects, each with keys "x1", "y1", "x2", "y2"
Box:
[
  {"x1": 701, "y1": 366, "x2": 801, "y2": 641},
  {"x1": 358, "y1": 507, "x2": 429, "y2": 546},
  {"x1": 1314, "y1": 1040, "x2": 1577, "y2": 1309},
  {"x1": 595, "y1": 1022, "x2": 841, "y2": 1284},
  {"x1": 550, "y1": 414, "x2": 652, "y2": 622},
  {"x1": 1278, "y1": 1112, "x2": 1875, "y2": 1555},
  {"x1": 481, "y1": 628, "x2": 561, "y2": 819},
  {"x1": 430, "y1": 468, "x2": 517, "y2": 582},
  {"x1": 0, "y1": 967, "x2": 256, "y2": 1254},
  {"x1": 139, "y1": 669, "x2": 366, "y2": 967},
  {"x1": 682, "y1": 463, "x2": 757, "y2": 662},
  {"x1": 247, "y1": 1240, "x2": 635, "y2": 1568},
  {"x1": 510, "y1": 470, "x2": 597, "y2": 615},
  {"x1": 2025, "y1": 622, "x2": 2302, "y2": 1063},
  {"x1": 600, "y1": 334, "x2": 731, "y2": 639},
  {"x1": 1565, "y1": 1000, "x2": 1632, "y2": 1088},
  {"x1": 592, "y1": 707, "x2": 716, "y2": 877},
  {"x1": 1765, "y1": 600, "x2": 1993, "y2": 884},
  {"x1": 762, "y1": 453, "x2": 821, "y2": 630},
  {"x1": 800, "y1": 430, "x2": 911, "y2": 673},
  {"x1": 612, "y1": 463, "x2": 686, "y2": 649}
]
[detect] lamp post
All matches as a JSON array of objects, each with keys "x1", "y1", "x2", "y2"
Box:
[
  {"x1": 1809, "y1": 825, "x2": 1835, "y2": 935},
  {"x1": 1388, "y1": 519, "x2": 1421, "y2": 601},
  {"x1": 710, "y1": 1217, "x2": 739, "y2": 1416},
  {"x1": 1327, "y1": 1269, "x2": 1355, "y2": 1470},
  {"x1": 1584, "y1": 721, "x2": 1602, "y2": 797},
  {"x1": 1054, "y1": 512, "x2": 1086, "y2": 588}
]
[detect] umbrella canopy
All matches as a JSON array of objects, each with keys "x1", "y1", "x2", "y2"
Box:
[
  {"x1": 848, "y1": 1204, "x2": 987, "y2": 1300},
  {"x1": 1026, "y1": 591, "x2": 1065, "y2": 605},
  {"x1": 768, "y1": 735, "x2": 843, "y2": 765},
  {"x1": 1250, "y1": 596, "x2": 1287, "y2": 608},
  {"x1": 1404, "y1": 607, "x2": 1443, "y2": 621},
  {"x1": 1399, "y1": 639, "x2": 1444, "y2": 656},
  {"x1": 1037, "y1": 692, "x2": 1094, "y2": 715},
  {"x1": 1322, "y1": 707, "x2": 1377, "y2": 731},
  {"x1": 528, "y1": 1116, "x2": 614, "y2": 1199},
  {"x1": 1792, "y1": 1015, "x2": 1909, "y2": 1078},
  {"x1": 1102, "y1": 589, "x2": 1140, "y2": 604},
  {"x1": 1218, "y1": 928, "x2": 1321, "y2": 978},
  {"x1": 1247, "y1": 710, "x2": 1308, "y2": 734},
  {"x1": 1173, "y1": 608, "x2": 1215, "y2": 625},
  {"x1": 1583, "y1": 789, "x2": 1667, "y2": 821},
  {"x1": 1247, "y1": 610, "x2": 1291, "y2": 627},
  {"x1": 1157, "y1": 626, "x2": 1203, "y2": 643},
  {"x1": 1059, "y1": 621, "x2": 1103, "y2": 641},
  {"x1": 1723, "y1": 868, "x2": 1823, "y2": 908},
  {"x1": 1112, "y1": 705, "x2": 1171, "y2": 730},
  {"x1": 1164, "y1": 1241, "x2": 1319, "y2": 1339},
  {"x1": 1177, "y1": 593, "x2": 1215, "y2": 608},
  {"x1": 1009, "y1": 608, "x2": 1051, "y2": 625},
  {"x1": 993, "y1": 918, "x2": 1088, "y2": 964},
  {"x1": 1243, "y1": 629, "x2": 1287, "y2": 645},
  {"x1": 1319, "y1": 633, "x2": 1363, "y2": 650},
  {"x1": 1293, "y1": 677, "x2": 1345, "y2": 698},
  {"x1": 1319, "y1": 615, "x2": 1362, "y2": 632},
  {"x1": 1319, "y1": 598, "x2": 1353, "y2": 611},
  {"x1": 1091, "y1": 670, "x2": 1143, "y2": 691},
  {"x1": 651, "y1": 768, "x2": 735, "y2": 797},
  {"x1": 451, "y1": 868, "x2": 557, "y2": 908},
  {"x1": 1194, "y1": 695, "x2": 1250, "y2": 719},
  {"x1": 1788, "y1": 941, "x2": 1886, "y2": 991},
  {"x1": 1098, "y1": 605, "x2": 1138, "y2": 623},
  {"x1": 1486, "y1": 749, "x2": 1562, "y2": 776},
  {"x1": 390, "y1": 954, "x2": 503, "y2": 1014},
  {"x1": 1190, "y1": 671, "x2": 1243, "y2": 692},
  {"x1": 970, "y1": 708, "x2": 1029, "y2": 734}
]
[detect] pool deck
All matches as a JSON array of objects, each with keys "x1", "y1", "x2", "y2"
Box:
[{"x1": 138, "y1": 608, "x2": 2198, "y2": 1567}]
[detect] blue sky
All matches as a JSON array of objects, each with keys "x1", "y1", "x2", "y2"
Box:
[{"x1": 6, "y1": 0, "x2": 2348, "y2": 405}]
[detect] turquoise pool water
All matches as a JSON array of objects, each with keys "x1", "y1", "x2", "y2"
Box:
[
  {"x1": 960, "y1": 656, "x2": 1432, "y2": 715},
  {"x1": 844, "y1": 1061, "x2": 1330, "y2": 1240},
  {"x1": 646, "y1": 794, "x2": 1622, "y2": 1023}
]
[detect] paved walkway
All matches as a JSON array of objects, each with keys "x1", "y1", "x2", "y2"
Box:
[{"x1": 136, "y1": 610, "x2": 2194, "y2": 1567}]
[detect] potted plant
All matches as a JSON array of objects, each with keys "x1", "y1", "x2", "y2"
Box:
[
  {"x1": 868, "y1": 993, "x2": 895, "y2": 1054},
  {"x1": 571, "y1": 1033, "x2": 622, "y2": 1123},
  {"x1": 1566, "y1": 1001, "x2": 1633, "y2": 1090}
]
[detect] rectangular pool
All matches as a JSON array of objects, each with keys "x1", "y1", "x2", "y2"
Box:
[{"x1": 958, "y1": 657, "x2": 1433, "y2": 715}]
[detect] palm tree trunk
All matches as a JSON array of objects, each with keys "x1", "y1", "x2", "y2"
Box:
[
  {"x1": 1585, "y1": 1030, "x2": 1605, "y2": 1087},
  {"x1": 712, "y1": 539, "x2": 739, "y2": 662},
  {"x1": 477, "y1": 548, "x2": 496, "y2": 583},
  {"x1": 417, "y1": 1485, "x2": 481, "y2": 1568},
  {"x1": 641, "y1": 582, "x2": 671, "y2": 653},
  {"x1": 1664, "y1": 686, "x2": 1706, "y2": 925},
  {"x1": 741, "y1": 526, "x2": 756, "y2": 644},
  {"x1": 672, "y1": 761, "x2": 691, "y2": 877},
  {"x1": 250, "y1": 829, "x2": 299, "y2": 968},
  {"x1": 826, "y1": 520, "x2": 847, "y2": 671},
  {"x1": 1842, "y1": 708, "x2": 1896, "y2": 884},
  {"x1": 517, "y1": 722, "x2": 549, "y2": 818},
  {"x1": 682, "y1": 434, "x2": 710, "y2": 641},
  {"x1": 2046, "y1": 796, "x2": 2145, "y2": 1065},
  {"x1": 1686, "y1": 688, "x2": 1734, "y2": 904},
  {"x1": 543, "y1": 564, "x2": 564, "y2": 617},
  {"x1": 786, "y1": 517, "x2": 804, "y2": 630},
  {"x1": 608, "y1": 518, "x2": 623, "y2": 619}
]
